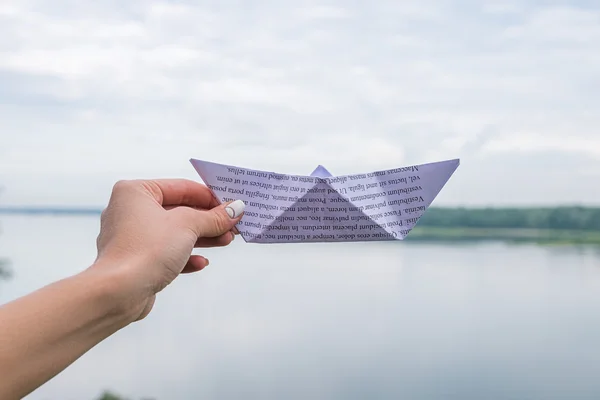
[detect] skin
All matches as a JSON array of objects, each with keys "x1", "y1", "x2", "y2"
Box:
[{"x1": 0, "y1": 179, "x2": 243, "y2": 400}]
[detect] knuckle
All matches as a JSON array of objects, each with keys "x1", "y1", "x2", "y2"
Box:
[
  {"x1": 139, "y1": 179, "x2": 157, "y2": 192},
  {"x1": 212, "y1": 210, "x2": 231, "y2": 232},
  {"x1": 112, "y1": 179, "x2": 132, "y2": 193},
  {"x1": 139, "y1": 180, "x2": 163, "y2": 202}
]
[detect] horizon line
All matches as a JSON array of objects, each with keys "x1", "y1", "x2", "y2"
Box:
[
  {"x1": 1, "y1": 204, "x2": 600, "y2": 216},
  {"x1": 0, "y1": 207, "x2": 102, "y2": 215}
]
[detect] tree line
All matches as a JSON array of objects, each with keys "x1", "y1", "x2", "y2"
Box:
[{"x1": 419, "y1": 206, "x2": 600, "y2": 231}]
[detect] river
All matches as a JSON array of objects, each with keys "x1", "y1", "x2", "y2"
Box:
[{"x1": 2, "y1": 215, "x2": 600, "y2": 400}]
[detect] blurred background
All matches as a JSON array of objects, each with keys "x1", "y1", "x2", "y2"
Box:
[{"x1": 1, "y1": 0, "x2": 600, "y2": 399}]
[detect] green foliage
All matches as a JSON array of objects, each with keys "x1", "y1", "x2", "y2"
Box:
[
  {"x1": 420, "y1": 206, "x2": 600, "y2": 231},
  {"x1": 0, "y1": 262, "x2": 8, "y2": 282},
  {"x1": 0, "y1": 262, "x2": 10, "y2": 280},
  {"x1": 96, "y1": 392, "x2": 129, "y2": 400},
  {"x1": 95, "y1": 390, "x2": 156, "y2": 400},
  {"x1": 0, "y1": 188, "x2": 8, "y2": 281},
  {"x1": 0, "y1": 225, "x2": 9, "y2": 280}
]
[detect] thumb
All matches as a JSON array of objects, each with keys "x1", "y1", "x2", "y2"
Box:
[{"x1": 185, "y1": 199, "x2": 245, "y2": 238}]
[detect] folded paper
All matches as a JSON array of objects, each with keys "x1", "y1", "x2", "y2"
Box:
[{"x1": 190, "y1": 158, "x2": 459, "y2": 243}]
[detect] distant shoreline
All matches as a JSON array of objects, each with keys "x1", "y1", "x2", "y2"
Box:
[
  {"x1": 0, "y1": 207, "x2": 101, "y2": 216},
  {"x1": 406, "y1": 226, "x2": 600, "y2": 245},
  {"x1": 2, "y1": 206, "x2": 600, "y2": 245}
]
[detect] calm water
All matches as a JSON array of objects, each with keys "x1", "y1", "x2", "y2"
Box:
[{"x1": 2, "y1": 215, "x2": 600, "y2": 400}]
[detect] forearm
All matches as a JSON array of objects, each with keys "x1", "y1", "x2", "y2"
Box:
[{"x1": 0, "y1": 267, "x2": 134, "y2": 399}]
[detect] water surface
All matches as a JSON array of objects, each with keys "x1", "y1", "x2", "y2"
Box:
[{"x1": 2, "y1": 215, "x2": 600, "y2": 400}]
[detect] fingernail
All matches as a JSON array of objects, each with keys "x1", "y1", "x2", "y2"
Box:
[
  {"x1": 204, "y1": 258, "x2": 210, "y2": 266},
  {"x1": 225, "y1": 200, "x2": 245, "y2": 218}
]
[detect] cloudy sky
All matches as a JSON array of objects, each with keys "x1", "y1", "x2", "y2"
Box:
[{"x1": 1, "y1": 0, "x2": 599, "y2": 207}]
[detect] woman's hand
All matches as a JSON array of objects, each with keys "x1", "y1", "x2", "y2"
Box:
[
  {"x1": 92, "y1": 178, "x2": 244, "y2": 322},
  {"x1": 0, "y1": 178, "x2": 244, "y2": 400}
]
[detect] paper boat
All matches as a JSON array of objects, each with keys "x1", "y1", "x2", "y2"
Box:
[{"x1": 190, "y1": 158, "x2": 459, "y2": 243}]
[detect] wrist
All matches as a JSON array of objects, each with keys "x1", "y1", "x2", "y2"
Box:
[{"x1": 79, "y1": 261, "x2": 146, "y2": 327}]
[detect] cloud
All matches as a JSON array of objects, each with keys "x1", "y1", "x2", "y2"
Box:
[{"x1": 0, "y1": 0, "x2": 599, "y2": 205}]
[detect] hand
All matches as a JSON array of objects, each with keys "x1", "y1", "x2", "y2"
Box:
[
  {"x1": 0, "y1": 179, "x2": 245, "y2": 400},
  {"x1": 91, "y1": 179, "x2": 245, "y2": 322}
]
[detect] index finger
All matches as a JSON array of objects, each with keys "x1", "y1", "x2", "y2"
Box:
[{"x1": 143, "y1": 179, "x2": 221, "y2": 209}]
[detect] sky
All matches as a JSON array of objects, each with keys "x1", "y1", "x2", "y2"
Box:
[{"x1": 1, "y1": 0, "x2": 600, "y2": 207}]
